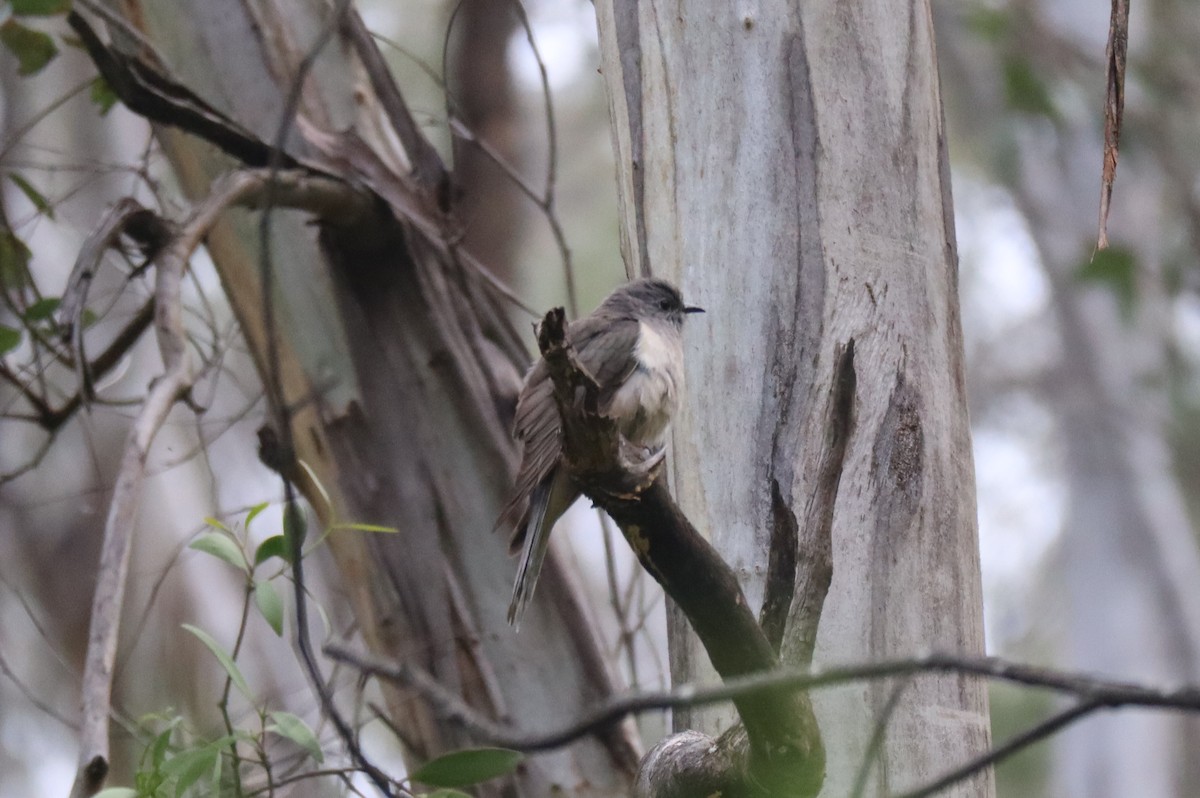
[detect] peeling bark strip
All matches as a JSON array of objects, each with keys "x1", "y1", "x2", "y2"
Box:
[
  {"x1": 761, "y1": 480, "x2": 799, "y2": 654},
  {"x1": 783, "y1": 340, "x2": 856, "y2": 669},
  {"x1": 67, "y1": 11, "x2": 302, "y2": 171},
  {"x1": 1097, "y1": 0, "x2": 1129, "y2": 249},
  {"x1": 537, "y1": 309, "x2": 825, "y2": 797}
]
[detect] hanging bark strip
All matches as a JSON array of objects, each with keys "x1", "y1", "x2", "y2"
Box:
[{"x1": 1098, "y1": 0, "x2": 1129, "y2": 250}]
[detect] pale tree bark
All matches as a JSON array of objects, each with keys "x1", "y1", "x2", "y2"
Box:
[
  {"x1": 595, "y1": 2, "x2": 993, "y2": 796},
  {"x1": 77, "y1": 2, "x2": 639, "y2": 795}
]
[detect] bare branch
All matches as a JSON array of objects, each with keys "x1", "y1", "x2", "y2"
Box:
[
  {"x1": 69, "y1": 198, "x2": 196, "y2": 798},
  {"x1": 67, "y1": 166, "x2": 372, "y2": 798},
  {"x1": 332, "y1": 641, "x2": 1200, "y2": 798}
]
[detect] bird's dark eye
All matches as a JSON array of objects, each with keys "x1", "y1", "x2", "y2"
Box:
[{"x1": 659, "y1": 298, "x2": 673, "y2": 311}]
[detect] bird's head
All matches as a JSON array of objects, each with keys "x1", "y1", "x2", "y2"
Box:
[{"x1": 604, "y1": 277, "x2": 704, "y2": 326}]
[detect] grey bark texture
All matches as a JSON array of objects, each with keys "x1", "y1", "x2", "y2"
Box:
[
  {"x1": 595, "y1": 2, "x2": 994, "y2": 795},
  {"x1": 101, "y1": 2, "x2": 641, "y2": 794}
]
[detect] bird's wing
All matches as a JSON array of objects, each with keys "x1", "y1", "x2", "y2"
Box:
[
  {"x1": 570, "y1": 315, "x2": 642, "y2": 414},
  {"x1": 496, "y1": 315, "x2": 642, "y2": 545}
]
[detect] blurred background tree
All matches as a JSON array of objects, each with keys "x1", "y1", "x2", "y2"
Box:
[{"x1": 0, "y1": 0, "x2": 1197, "y2": 796}]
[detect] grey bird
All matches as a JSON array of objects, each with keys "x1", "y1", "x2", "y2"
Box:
[{"x1": 497, "y1": 277, "x2": 703, "y2": 627}]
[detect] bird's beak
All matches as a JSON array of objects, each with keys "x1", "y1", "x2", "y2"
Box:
[{"x1": 684, "y1": 305, "x2": 705, "y2": 314}]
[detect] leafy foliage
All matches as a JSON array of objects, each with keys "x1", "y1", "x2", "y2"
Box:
[
  {"x1": 1002, "y1": 56, "x2": 1059, "y2": 120},
  {"x1": 90, "y1": 75, "x2": 118, "y2": 115},
  {"x1": 1077, "y1": 245, "x2": 1137, "y2": 318},
  {"x1": 7, "y1": 173, "x2": 54, "y2": 218},
  {"x1": 11, "y1": 0, "x2": 73, "y2": 15},
  {"x1": 0, "y1": 19, "x2": 58, "y2": 75},
  {"x1": 409, "y1": 747, "x2": 524, "y2": 789}
]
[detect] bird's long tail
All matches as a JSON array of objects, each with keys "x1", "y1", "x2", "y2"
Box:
[{"x1": 507, "y1": 468, "x2": 577, "y2": 629}]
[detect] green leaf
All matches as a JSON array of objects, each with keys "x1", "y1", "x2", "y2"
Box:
[
  {"x1": 23, "y1": 296, "x2": 60, "y2": 322},
  {"x1": 0, "y1": 324, "x2": 20, "y2": 355},
  {"x1": 283, "y1": 503, "x2": 307, "y2": 549},
  {"x1": 90, "y1": 75, "x2": 118, "y2": 115},
  {"x1": 189, "y1": 532, "x2": 248, "y2": 573},
  {"x1": 0, "y1": 228, "x2": 32, "y2": 288},
  {"x1": 1078, "y1": 246, "x2": 1137, "y2": 318},
  {"x1": 254, "y1": 579, "x2": 284, "y2": 636},
  {"x1": 0, "y1": 19, "x2": 59, "y2": 75},
  {"x1": 149, "y1": 727, "x2": 173, "y2": 768},
  {"x1": 182, "y1": 624, "x2": 252, "y2": 700},
  {"x1": 1002, "y1": 56, "x2": 1058, "y2": 120},
  {"x1": 244, "y1": 501, "x2": 270, "y2": 529},
  {"x1": 331, "y1": 522, "x2": 400, "y2": 534},
  {"x1": 95, "y1": 789, "x2": 138, "y2": 798},
  {"x1": 162, "y1": 746, "x2": 218, "y2": 798},
  {"x1": 8, "y1": 173, "x2": 53, "y2": 218},
  {"x1": 426, "y1": 791, "x2": 474, "y2": 798},
  {"x1": 267, "y1": 711, "x2": 323, "y2": 764},
  {"x1": 204, "y1": 516, "x2": 232, "y2": 533},
  {"x1": 254, "y1": 534, "x2": 289, "y2": 566},
  {"x1": 409, "y1": 748, "x2": 523, "y2": 788},
  {"x1": 11, "y1": 0, "x2": 73, "y2": 15}
]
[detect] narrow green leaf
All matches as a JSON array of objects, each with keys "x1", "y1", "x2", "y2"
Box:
[
  {"x1": 11, "y1": 0, "x2": 73, "y2": 15},
  {"x1": 0, "y1": 324, "x2": 20, "y2": 355},
  {"x1": 331, "y1": 522, "x2": 400, "y2": 534},
  {"x1": 89, "y1": 75, "x2": 117, "y2": 115},
  {"x1": 244, "y1": 501, "x2": 270, "y2": 529},
  {"x1": 410, "y1": 748, "x2": 523, "y2": 788},
  {"x1": 23, "y1": 296, "x2": 60, "y2": 322},
  {"x1": 208, "y1": 746, "x2": 222, "y2": 796},
  {"x1": 298, "y1": 459, "x2": 331, "y2": 513},
  {"x1": 0, "y1": 19, "x2": 59, "y2": 75},
  {"x1": 182, "y1": 624, "x2": 251, "y2": 699},
  {"x1": 204, "y1": 516, "x2": 232, "y2": 533},
  {"x1": 0, "y1": 228, "x2": 32, "y2": 288},
  {"x1": 267, "y1": 711, "x2": 324, "y2": 764},
  {"x1": 254, "y1": 579, "x2": 284, "y2": 636},
  {"x1": 94, "y1": 789, "x2": 137, "y2": 798},
  {"x1": 254, "y1": 535, "x2": 289, "y2": 566},
  {"x1": 8, "y1": 173, "x2": 53, "y2": 218},
  {"x1": 189, "y1": 532, "x2": 248, "y2": 573},
  {"x1": 149, "y1": 728, "x2": 173, "y2": 768},
  {"x1": 426, "y1": 791, "x2": 474, "y2": 798},
  {"x1": 162, "y1": 746, "x2": 217, "y2": 798}
]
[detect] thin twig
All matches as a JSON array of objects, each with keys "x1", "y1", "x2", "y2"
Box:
[
  {"x1": 506, "y1": 1, "x2": 575, "y2": 317},
  {"x1": 851, "y1": 677, "x2": 911, "y2": 798},
  {"x1": 890, "y1": 699, "x2": 1105, "y2": 798},
  {"x1": 255, "y1": 3, "x2": 400, "y2": 795},
  {"x1": 329, "y1": 643, "x2": 1200, "y2": 760}
]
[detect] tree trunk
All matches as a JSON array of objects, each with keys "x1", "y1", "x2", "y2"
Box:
[
  {"x1": 109, "y1": 2, "x2": 640, "y2": 794},
  {"x1": 595, "y1": 2, "x2": 994, "y2": 795}
]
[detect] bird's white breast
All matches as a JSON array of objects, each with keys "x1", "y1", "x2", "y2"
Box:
[{"x1": 608, "y1": 321, "x2": 683, "y2": 446}]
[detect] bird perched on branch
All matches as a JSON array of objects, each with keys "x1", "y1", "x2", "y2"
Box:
[{"x1": 497, "y1": 277, "x2": 703, "y2": 628}]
